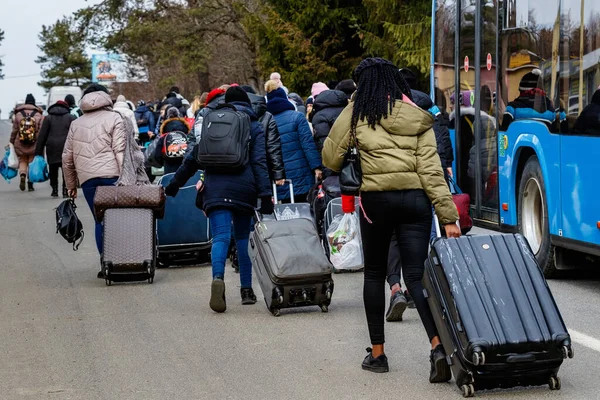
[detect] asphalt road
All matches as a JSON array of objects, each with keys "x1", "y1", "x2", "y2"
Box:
[{"x1": 1, "y1": 119, "x2": 599, "y2": 400}]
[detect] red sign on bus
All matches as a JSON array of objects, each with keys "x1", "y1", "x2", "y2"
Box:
[
  {"x1": 486, "y1": 53, "x2": 492, "y2": 71},
  {"x1": 464, "y1": 56, "x2": 469, "y2": 72}
]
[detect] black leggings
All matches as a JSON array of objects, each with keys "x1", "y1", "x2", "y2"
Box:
[
  {"x1": 49, "y1": 163, "x2": 65, "y2": 189},
  {"x1": 360, "y1": 190, "x2": 438, "y2": 345}
]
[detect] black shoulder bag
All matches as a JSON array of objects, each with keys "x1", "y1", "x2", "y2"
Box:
[
  {"x1": 339, "y1": 128, "x2": 362, "y2": 195},
  {"x1": 55, "y1": 199, "x2": 84, "y2": 251}
]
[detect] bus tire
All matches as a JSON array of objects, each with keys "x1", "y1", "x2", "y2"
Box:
[{"x1": 517, "y1": 156, "x2": 558, "y2": 278}]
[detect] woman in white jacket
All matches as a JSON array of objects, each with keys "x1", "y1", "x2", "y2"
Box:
[{"x1": 113, "y1": 95, "x2": 139, "y2": 136}]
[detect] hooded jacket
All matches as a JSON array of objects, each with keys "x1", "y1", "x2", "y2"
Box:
[
  {"x1": 410, "y1": 89, "x2": 454, "y2": 169},
  {"x1": 134, "y1": 105, "x2": 156, "y2": 134},
  {"x1": 310, "y1": 90, "x2": 348, "y2": 152},
  {"x1": 35, "y1": 102, "x2": 75, "y2": 165},
  {"x1": 573, "y1": 90, "x2": 600, "y2": 135},
  {"x1": 322, "y1": 99, "x2": 459, "y2": 225},
  {"x1": 10, "y1": 104, "x2": 44, "y2": 157},
  {"x1": 62, "y1": 91, "x2": 127, "y2": 190},
  {"x1": 248, "y1": 92, "x2": 286, "y2": 181},
  {"x1": 167, "y1": 102, "x2": 271, "y2": 215},
  {"x1": 267, "y1": 88, "x2": 322, "y2": 199},
  {"x1": 113, "y1": 95, "x2": 138, "y2": 134}
]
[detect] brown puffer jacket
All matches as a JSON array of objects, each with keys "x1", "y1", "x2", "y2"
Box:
[
  {"x1": 62, "y1": 91, "x2": 127, "y2": 190},
  {"x1": 322, "y1": 99, "x2": 459, "y2": 225},
  {"x1": 10, "y1": 104, "x2": 44, "y2": 157}
]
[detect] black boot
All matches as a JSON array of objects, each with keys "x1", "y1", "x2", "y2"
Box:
[
  {"x1": 19, "y1": 174, "x2": 26, "y2": 191},
  {"x1": 51, "y1": 185, "x2": 59, "y2": 198},
  {"x1": 429, "y1": 344, "x2": 452, "y2": 383},
  {"x1": 62, "y1": 186, "x2": 69, "y2": 198},
  {"x1": 28, "y1": 182, "x2": 34, "y2": 192},
  {"x1": 241, "y1": 288, "x2": 257, "y2": 305}
]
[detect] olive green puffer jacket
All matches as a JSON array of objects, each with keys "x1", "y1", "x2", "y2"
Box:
[{"x1": 322, "y1": 99, "x2": 459, "y2": 225}]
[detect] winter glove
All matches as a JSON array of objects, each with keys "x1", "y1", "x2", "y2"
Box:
[
  {"x1": 164, "y1": 182, "x2": 180, "y2": 197},
  {"x1": 259, "y1": 196, "x2": 274, "y2": 215}
]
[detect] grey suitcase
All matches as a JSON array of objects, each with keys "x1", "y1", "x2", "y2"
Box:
[
  {"x1": 249, "y1": 216, "x2": 334, "y2": 316},
  {"x1": 102, "y1": 208, "x2": 156, "y2": 285},
  {"x1": 268, "y1": 179, "x2": 314, "y2": 223}
]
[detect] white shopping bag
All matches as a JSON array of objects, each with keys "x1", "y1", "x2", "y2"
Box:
[{"x1": 7, "y1": 144, "x2": 18, "y2": 169}]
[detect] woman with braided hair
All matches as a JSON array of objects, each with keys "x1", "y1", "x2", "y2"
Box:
[{"x1": 322, "y1": 58, "x2": 460, "y2": 380}]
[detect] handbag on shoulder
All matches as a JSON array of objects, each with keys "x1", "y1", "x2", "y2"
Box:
[{"x1": 339, "y1": 128, "x2": 362, "y2": 195}]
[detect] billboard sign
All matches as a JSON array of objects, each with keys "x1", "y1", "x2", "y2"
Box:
[{"x1": 91, "y1": 53, "x2": 147, "y2": 83}]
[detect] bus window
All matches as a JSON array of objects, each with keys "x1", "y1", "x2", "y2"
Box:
[
  {"x1": 568, "y1": 0, "x2": 600, "y2": 136},
  {"x1": 434, "y1": 0, "x2": 457, "y2": 117},
  {"x1": 499, "y1": 0, "x2": 561, "y2": 133}
]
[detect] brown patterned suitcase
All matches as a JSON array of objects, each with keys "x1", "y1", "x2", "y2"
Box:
[
  {"x1": 101, "y1": 208, "x2": 156, "y2": 285},
  {"x1": 94, "y1": 185, "x2": 166, "y2": 222}
]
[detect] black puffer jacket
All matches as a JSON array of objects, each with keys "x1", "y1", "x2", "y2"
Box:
[
  {"x1": 411, "y1": 89, "x2": 454, "y2": 169},
  {"x1": 574, "y1": 90, "x2": 600, "y2": 135},
  {"x1": 310, "y1": 90, "x2": 348, "y2": 152},
  {"x1": 248, "y1": 93, "x2": 286, "y2": 181},
  {"x1": 35, "y1": 102, "x2": 75, "y2": 164}
]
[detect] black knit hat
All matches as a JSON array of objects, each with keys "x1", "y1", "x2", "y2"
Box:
[
  {"x1": 399, "y1": 68, "x2": 418, "y2": 89},
  {"x1": 25, "y1": 94, "x2": 36, "y2": 105},
  {"x1": 83, "y1": 84, "x2": 109, "y2": 96},
  {"x1": 225, "y1": 86, "x2": 251, "y2": 105},
  {"x1": 335, "y1": 79, "x2": 357, "y2": 97}
]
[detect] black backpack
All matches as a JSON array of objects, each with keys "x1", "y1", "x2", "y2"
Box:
[
  {"x1": 196, "y1": 103, "x2": 251, "y2": 170},
  {"x1": 55, "y1": 199, "x2": 84, "y2": 251}
]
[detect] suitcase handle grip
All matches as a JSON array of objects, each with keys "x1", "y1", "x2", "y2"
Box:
[{"x1": 506, "y1": 354, "x2": 535, "y2": 364}]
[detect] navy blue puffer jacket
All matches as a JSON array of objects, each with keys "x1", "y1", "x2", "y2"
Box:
[
  {"x1": 268, "y1": 95, "x2": 322, "y2": 199},
  {"x1": 167, "y1": 102, "x2": 271, "y2": 215}
]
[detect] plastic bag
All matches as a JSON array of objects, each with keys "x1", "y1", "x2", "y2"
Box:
[
  {"x1": 0, "y1": 148, "x2": 18, "y2": 182},
  {"x1": 151, "y1": 166, "x2": 164, "y2": 176},
  {"x1": 326, "y1": 212, "x2": 363, "y2": 271},
  {"x1": 145, "y1": 137, "x2": 163, "y2": 168},
  {"x1": 7, "y1": 144, "x2": 18, "y2": 169},
  {"x1": 28, "y1": 155, "x2": 49, "y2": 183}
]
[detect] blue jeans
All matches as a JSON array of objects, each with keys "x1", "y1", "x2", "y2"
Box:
[
  {"x1": 81, "y1": 177, "x2": 118, "y2": 255},
  {"x1": 208, "y1": 209, "x2": 253, "y2": 288}
]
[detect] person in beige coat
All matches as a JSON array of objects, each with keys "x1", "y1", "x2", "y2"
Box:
[
  {"x1": 113, "y1": 94, "x2": 138, "y2": 135},
  {"x1": 322, "y1": 58, "x2": 460, "y2": 381},
  {"x1": 62, "y1": 84, "x2": 126, "y2": 268},
  {"x1": 10, "y1": 94, "x2": 44, "y2": 191}
]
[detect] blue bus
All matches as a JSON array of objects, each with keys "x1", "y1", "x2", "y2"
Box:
[{"x1": 431, "y1": 0, "x2": 600, "y2": 277}]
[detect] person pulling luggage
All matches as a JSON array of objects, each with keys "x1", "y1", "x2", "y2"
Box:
[
  {"x1": 322, "y1": 58, "x2": 460, "y2": 381},
  {"x1": 164, "y1": 86, "x2": 272, "y2": 312}
]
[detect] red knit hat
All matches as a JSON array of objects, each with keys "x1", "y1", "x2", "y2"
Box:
[{"x1": 206, "y1": 88, "x2": 226, "y2": 105}]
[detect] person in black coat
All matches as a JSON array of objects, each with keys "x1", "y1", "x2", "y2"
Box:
[
  {"x1": 241, "y1": 85, "x2": 286, "y2": 185},
  {"x1": 35, "y1": 100, "x2": 76, "y2": 198},
  {"x1": 574, "y1": 89, "x2": 600, "y2": 135},
  {"x1": 165, "y1": 86, "x2": 271, "y2": 313},
  {"x1": 310, "y1": 89, "x2": 349, "y2": 153}
]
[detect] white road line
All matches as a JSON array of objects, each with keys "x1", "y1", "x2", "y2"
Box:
[{"x1": 569, "y1": 328, "x2": 600, "y2": 353}]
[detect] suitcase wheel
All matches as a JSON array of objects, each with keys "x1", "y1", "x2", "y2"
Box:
[
  {"x1": 562, "y1": 345, "x2": 574, "y2": 359},
  {"x1": 270, "y1": 308, "x2": 281, "y2": 317},
  {"x1": 103, "y1": 263, "x2": 112, "y2": 286},
  {"x1": 320, "y1": 304, "x2": 329, "y2": 313},
  {"x1": 472, "y1": 349, "x2": 485, "y2": 366},
  {"x1": 147, "y1": 264, "x2": 155, "y2": 284},
  {"x1": 549, "y1": 376, "x2": 561, "y2": 391},
  {"x1": 461, "y1": 384, "x2": 475, "y2": 398}
]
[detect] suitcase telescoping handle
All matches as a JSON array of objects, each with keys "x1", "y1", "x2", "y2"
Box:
[
  {"x1": 433, "y1": 213, "x2": 460, "y2": 239},
  {"x1": 272, "y1": 179, "x2": 295, "y2": 204}
]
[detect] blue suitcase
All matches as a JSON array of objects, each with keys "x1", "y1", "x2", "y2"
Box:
[{"x1": 157, "y1": 172, "x2": 211, "y2": 266}]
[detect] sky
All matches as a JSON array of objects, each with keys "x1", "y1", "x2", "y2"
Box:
[{"x1": 0, "y1": 0, "x2": 101, "y2": 119}]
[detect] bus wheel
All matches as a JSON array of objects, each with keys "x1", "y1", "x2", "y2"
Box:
[{"x1": 518, "y1": 156, "x2": 558, "y2": 278}]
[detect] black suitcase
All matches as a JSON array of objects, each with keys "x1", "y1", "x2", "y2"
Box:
[
  {"x1": 249, "y1": 215, "x2": 334, "y2": 317},
  {"x1": 423, "y1": 233, "x2": 573, "y2": 397},
  {"x1": 102, "y1": 208, "x2": 156, "y2": 285}
]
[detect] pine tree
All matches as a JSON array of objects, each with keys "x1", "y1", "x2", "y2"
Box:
[
  {"x1": 36, "y1": 17, "x2": 91, "y2": 90},
  {"x1": 0, "y1": 29, "x2": 5, "y2": 80},
  {"x1": 362, "y1": 0, "x2": 432, "y2": 81}
]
